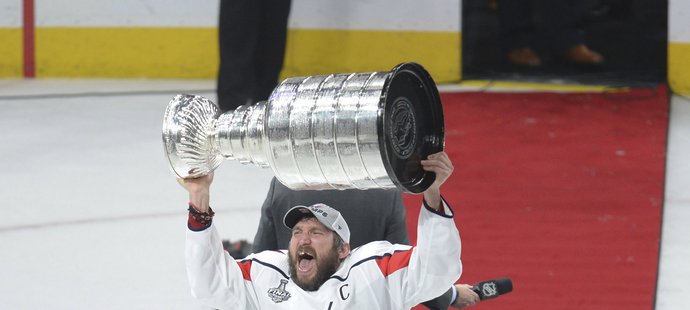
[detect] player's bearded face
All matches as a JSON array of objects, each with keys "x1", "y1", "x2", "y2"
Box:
[{"x1": 288, "y1": 218, "x2": 342, "y2": 291}]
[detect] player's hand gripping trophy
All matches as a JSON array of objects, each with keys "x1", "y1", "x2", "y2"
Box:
[{"x1": 162, "y1": 62, "x2": 444, "y2": 193}]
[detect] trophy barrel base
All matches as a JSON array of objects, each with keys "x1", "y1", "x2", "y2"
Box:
[{"x1": 380, "y1": 63, "x2": 445, "y2": 194}]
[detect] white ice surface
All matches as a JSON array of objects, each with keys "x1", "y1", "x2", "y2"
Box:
[
  {"x1": 0, "y1": 79, "x2": 273, "y2": 309},
  {"x1": 656, "y1": 95, "x2": 690, "y2": 310}
]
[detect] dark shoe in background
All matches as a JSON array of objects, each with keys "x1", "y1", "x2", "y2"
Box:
[
  {"x1": 507, "y1": 48, "x2": 542, "y2": 67},
  {"x1": 563, "y1": 44, "x2": 605, "y2": 66}
]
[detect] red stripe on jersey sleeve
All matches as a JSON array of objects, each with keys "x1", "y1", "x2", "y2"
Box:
[
  {"x1": 376, "y1": 249, "x2": 413, "y2": 277},
  {"x1": 237, "y1": 260, "x2": 252, "y2": 281}
]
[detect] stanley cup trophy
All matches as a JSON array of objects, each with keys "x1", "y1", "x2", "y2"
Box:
[{"x1": 162, "y1": 62, "x2": 444, "y2": 193}]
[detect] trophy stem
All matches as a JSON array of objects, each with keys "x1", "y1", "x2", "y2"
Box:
[{"x1": 213, "y1": 102, "x2": 269, "y2": 167}]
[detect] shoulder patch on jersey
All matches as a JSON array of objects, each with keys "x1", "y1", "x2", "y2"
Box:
[
  {"x1": 375, "y1": 249, "x2": 413, "y2": 277},
  {"x1": 241, "y1": 250, "x2": 290, "y2": 280},
  {"x1": 237, "y1": 260, "x2": 252, "y2": 281}
]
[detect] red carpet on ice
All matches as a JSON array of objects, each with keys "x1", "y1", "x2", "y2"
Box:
[{"x1": 405, "y1": 86, "x2": 668, "y2": 310}]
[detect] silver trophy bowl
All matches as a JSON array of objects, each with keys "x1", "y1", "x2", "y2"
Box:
[{"x1": 162, "y1": 62, "x2": 444, "y2": 193}]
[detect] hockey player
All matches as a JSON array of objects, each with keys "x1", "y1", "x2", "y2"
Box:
[{"x1": 179, "y1": 151, "x2": 462, "y2": 309}]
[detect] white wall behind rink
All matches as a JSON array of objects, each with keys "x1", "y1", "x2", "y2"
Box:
[
  {"x1": 290, "y1": 0, "x2": 460, "y2": 31},
  {"x1": 0, "y1": 0, "x2": 22, "y2": 27},
  {"x1": 669, "y1": 0, "x2": 690, "y2": 43},
  {"x1": 3, "y1": 0, "x2": 460, "y2": 32},
  {"x1": 34, "y1": 0, "x2": 218, "y2": 27}
]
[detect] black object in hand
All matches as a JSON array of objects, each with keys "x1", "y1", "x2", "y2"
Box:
[{"x1": 471, "y1": 278, "x2": 513, "y2": 300}]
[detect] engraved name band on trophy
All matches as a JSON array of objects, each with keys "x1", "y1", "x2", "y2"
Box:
[{"x1": 162, "y1": 62, "x2": 444, "y2": 193}]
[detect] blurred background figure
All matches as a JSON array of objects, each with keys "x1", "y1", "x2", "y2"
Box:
[
  {"x1": 496, "y1": 0, "x2": 604, "y2": 67},
  {"x1": 216, "y1": 0, "x2": 292, "y2": 111}
]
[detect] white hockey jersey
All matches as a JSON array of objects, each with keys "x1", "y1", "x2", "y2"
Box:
[{"x1": 186, "y1": 202, "x2": 462, "y2": 309}]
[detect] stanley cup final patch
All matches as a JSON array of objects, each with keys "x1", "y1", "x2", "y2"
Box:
[{"x1": 268, "y1": 279, "x2": 292, "y2": 303}]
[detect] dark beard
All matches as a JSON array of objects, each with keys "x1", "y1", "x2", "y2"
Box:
[{"x1": 288, "y1": 246, "x2": 341, "y2": 291}]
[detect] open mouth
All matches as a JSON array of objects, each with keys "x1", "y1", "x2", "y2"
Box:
[{"x1": 297, "y1": 250, "x2": 315, "y2": 273}]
